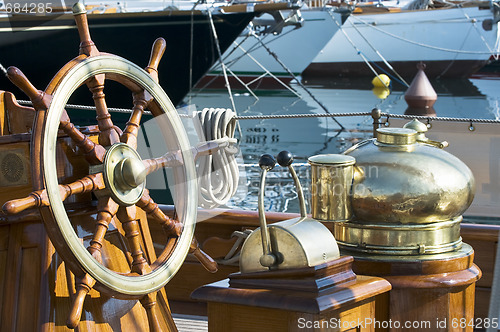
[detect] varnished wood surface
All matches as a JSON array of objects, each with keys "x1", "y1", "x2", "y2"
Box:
[
  {"x1": 0, "y1": 91, "x2": 6, "y2": 135},
  {"x1": 160, "y1": 206, "x2": 497, "y2": 324},
  {"x1": 0, "y1": 212, "x2": 178, "y2": 331},
  {"x1": 206, "y1": 300, "x2": 376, "y2": 332},
  {"x1": 229, "y1": 256, "x2": 356, "y2": 292},
  {"x1": 0, "y1": 41, "x2": 180, "y2": 330},
  {"x1": 156, "y1": 206, "x2": 496, "y2": 332},
  {"x1": 350, "y1": 247, "x2": 480, "y2": 332},
  {"x1": 348, "y1": 248, "x2": 475, "y2": 276},
  {"x1": 193, "y1": 274, "x2": 390, "y2": 315},
  {"x1": 194, "y1": 259, "x2": 388, "y2": 332},
  {"x1": 2, "y1": 91, "x2": 35, "y2": 134},
  {"x1": 159, "y1": 205, "x2": 297, "y2": 228},
  {"x1": 460, "y1": 223, "x2": 499, "y2": 320},
  {"x1": 383, "y1": 264, "x2": 481, "y2": 289},
  {"x1": 193, "y1": 258, "x2": 389, "y2": 332}
]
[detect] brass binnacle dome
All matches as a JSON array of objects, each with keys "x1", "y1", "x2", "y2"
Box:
[{"x1": 344, "y1": 128, "x2": 475, "y2": 225}]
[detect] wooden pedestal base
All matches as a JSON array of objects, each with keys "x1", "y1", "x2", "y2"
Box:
[
  {"x1": 344, "y1": 244, "x2": 481, "y2": 332},
  {"x1": 192, "y1": 256, "x2": 391, "y2": 332}
]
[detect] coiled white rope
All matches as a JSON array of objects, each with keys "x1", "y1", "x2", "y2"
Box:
[{"x1": 194, "y1": 108, "x2": 240, "y2": 208}]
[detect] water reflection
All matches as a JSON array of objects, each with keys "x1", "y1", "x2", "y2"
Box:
[{"x1": 186, "y1": 75, "x2": 500, "y2": 213}]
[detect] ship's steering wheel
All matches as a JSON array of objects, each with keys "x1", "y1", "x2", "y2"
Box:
[{"x1": 2, "y1": 3, "x2": 215, "y2": 330}]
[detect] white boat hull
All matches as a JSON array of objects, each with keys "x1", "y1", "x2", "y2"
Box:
[
  {"x1": 203, "y1": 8, "x2": 343, "y2": 87},
  {"x1": 304, "y1": 6, "x2": 500, "y2": 79}
]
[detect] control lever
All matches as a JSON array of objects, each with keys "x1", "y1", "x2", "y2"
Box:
[{"x1": 257, "y1": 154, "x2": 278, "y2": 268}]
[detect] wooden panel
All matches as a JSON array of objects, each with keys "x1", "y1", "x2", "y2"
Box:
[
  {"x1": 208, "y1": 303, "x2": 289, "y2": 332},
  {"x1": 464, "y1": 239, "x2": 495, "y2": 288},
  {"x1": 449, "y1": 285, "x2": 475, "y2": 331},
  {"x1": 474, "y1": 287, "x2": 491, "y2": 320},
  {"x1": 461, "y1": 223, "x2": 498, "y2": 321},
  {"x1": 0, "y1": 225, "x2": 9, "y2": 327},
  {"x1": 461, "y1": 224, "x2": 498, "y2": 289},
  {"x1": 208, "y1": 299, "x2": 377, "y2": 332},
  {"x1": 290, "y1": 310, "x2": 367, "y2": 332},
  {"x1": 1, "y1": 223, "x2": 23, "y2": 331},
  {"x1": 0, "y1": 142, "x2": 32, "y2": 208},
  {"x1": 0, "y1": 211, "x2": 177, "y2": 332},
  {"x1": 389, "y1": 288, "x2": 449, "y2": 331},
  {"x1": 16, "y1": 246, "x2": 41, "y2": 332},
  {"x1": 3, "y1": 91, "x2": 35, "y2": 135}
]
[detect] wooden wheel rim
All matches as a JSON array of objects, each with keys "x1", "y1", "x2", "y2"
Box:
[{"x1": 43, "y1": 55, "x2": 197, "y2": 296}]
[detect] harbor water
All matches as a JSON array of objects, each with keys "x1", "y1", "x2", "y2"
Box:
[{"x1": 182, "y1": 74, "x2": 500, "y2": 215}]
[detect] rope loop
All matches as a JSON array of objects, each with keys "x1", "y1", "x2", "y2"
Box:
[{"x1": 195, "y1": 108, "x2": 240, "y2": 209}]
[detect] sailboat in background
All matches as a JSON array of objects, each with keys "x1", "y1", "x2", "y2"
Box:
[
  {"x1": 199, "y1": 5, "x2": 351, "y2": 89},
  {"x1": 0, "y1": 0, "x2": 297, "y2": 106},
  {"x1": 303, "y1": 0, "x2": 500, "y2": 80}
]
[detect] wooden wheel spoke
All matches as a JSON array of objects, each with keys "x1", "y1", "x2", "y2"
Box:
[
  {"x1": 140, "y1": 292, "x2": 163, "y2": 332},
  {"x1": 121, "y1": 93, "x2": 149, "y2": 149},
  {"x1": 87, "y1": 75, "x2": 121, "y2": 147},
  {"x1": 7, "y1": 66, "x2": 51, "y2": 112},
  {"x1": 142, "y1": 150, "x2": 184, "y2": 177},
  {"x1": 145, "y1": 38, "x2": 167, "y2": 84},
  {"x1": 67, "y1": 273, "x2": 96, "y2": 329},
  {"x1": 60, "y1": 172, "x2": 106, "y2": 200},
  {"x1": 117, "y1": 205, "x2": 152, "y2": 275},
  {"x1": 7, "y1": 66, "x2": 106, "y2": 164},
  {"x1": 73, "y1": 3, "x2": 99, "y2": 57},
  {"x1": 59, "y1": 115, "x2": 106, "y2": 164},
  {"x1": 189, "y1": 237, "x2": 218, "y2": 273},
  {"x1": 2, "y1": 173, "x2": 105, "y2": 215},
  {"x1": 88, "y1": 197, "x2": 120, "y2": 263},
  {"x1": 121, "y1": 38, "x2": 166, "y2": 149},
  {"x1": 171, "y1": 207, "x2": 217, "y2": 273},
  {"x1": 136, "y1": 189, "x2": 181, "y2": 237},
  {"x1": 142, "y1": 138, "x2": 232, "y2": 177}
]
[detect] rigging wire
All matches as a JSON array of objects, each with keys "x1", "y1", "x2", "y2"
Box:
[
  {"x1": 206, "y1": 7, "x2": 238, "y2": 115},
  {"x1": 206, "y1": 11, "x2": 303, "y2": 98},
  {"x1": 332, "y1": 17, "x2": 390, "y2": 89},
  {"x1": 345, "y1": 15, "x2": 409, "y2": 87},
  {"x1": 14, "y1": 99, "x2": 500, "y2": 124},
  {"x1": 187, "y1": 10, "x2": 195, "y2": 106},
  {"x1": 248, "y1": 30, "x2": 346, "y2": 130},
  {"x1": 0, "y1": 61, "x2": 7, "y2": 77},
  {"x1": 350, "y1": 14, "x2": 497, "y2": 54}
]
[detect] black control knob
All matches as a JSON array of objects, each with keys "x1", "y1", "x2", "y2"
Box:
[
  {"x1": 259, "y1": 154, "x2": 276, "y2": 171},
  {"x1": 277, "y1": 150, "x2": 293, "y2": 167}
]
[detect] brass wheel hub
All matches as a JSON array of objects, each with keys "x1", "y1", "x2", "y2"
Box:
[{"x1": 103, "y1": 143, "x2": 146, "y2": 206}]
